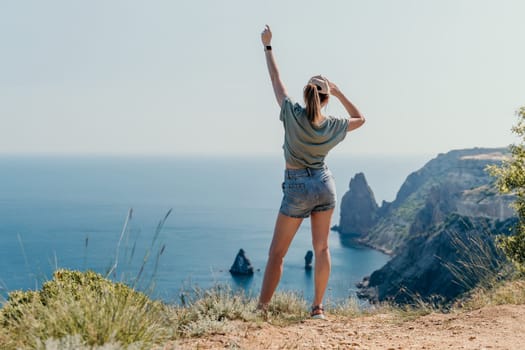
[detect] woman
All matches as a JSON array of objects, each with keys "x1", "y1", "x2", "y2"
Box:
[{"x1": 258, "y1": 25, "x2": 366, "y2": 319}]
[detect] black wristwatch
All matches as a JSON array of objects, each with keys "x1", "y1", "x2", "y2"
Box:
[{"x1": 265, "y1": 45, "x2": 272, "y2": 51}]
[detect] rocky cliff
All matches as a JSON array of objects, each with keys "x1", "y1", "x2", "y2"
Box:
[
  {"x1": 336, "y1": 147, "x2": 517, "y2": 304},
  {"x1": 337, "y1": 148, "x2": 514, "y2": 254},
  {"x1": 356, "y1": 212, "x2": 517, "y2": 304}
]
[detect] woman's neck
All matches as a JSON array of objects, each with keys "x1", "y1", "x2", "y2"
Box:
[{"x1": 312, "y1": 115, "x2": 326, "y2": 127}]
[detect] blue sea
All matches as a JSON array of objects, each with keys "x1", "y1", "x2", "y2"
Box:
[{"x1": 0, "y1": 154, "x2": 428, "y2": 304}]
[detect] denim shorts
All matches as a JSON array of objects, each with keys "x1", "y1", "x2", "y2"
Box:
[{"x1": 279, "y1": 166, "x2": 337, "y2": 218}]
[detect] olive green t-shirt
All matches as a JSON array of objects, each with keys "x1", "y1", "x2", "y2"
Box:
[{"x1": 280, "y1": 97, "x2": 349, "y2": 169}]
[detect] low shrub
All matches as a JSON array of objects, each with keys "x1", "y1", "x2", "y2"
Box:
[{"x1": 0, "y1": 269, "x2": 173, "y2": 349}]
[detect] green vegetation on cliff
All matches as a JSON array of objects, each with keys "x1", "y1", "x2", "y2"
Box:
[{"x1": 488, "y1": 106, "x2": 525, "y2": 272}]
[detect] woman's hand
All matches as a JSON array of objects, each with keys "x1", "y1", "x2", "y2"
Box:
[
  {"x1": 261, "y1": 25, "x2": 272, "y2": 46},
  {"x1": 327, "y1": 79, "x2": 342, "y2": 97}
]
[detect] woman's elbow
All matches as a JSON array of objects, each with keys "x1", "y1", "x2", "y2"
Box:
[
  {"x1": 348, "y1": 116, "x2": 365, "y2": 131},
  {"x1": 355, "y1": 115, "x2": 366, "y2": 127}
]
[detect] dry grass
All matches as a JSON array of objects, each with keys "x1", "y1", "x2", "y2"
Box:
[
  {"x1": 325, "y1": 297, "x2": 363, "y2": 318},
  {"x1": 456, "y1": 278, "x2": 525, "y2": 311},
  {"x1": 169, "y1": 285, "x2": 258, "y2": 337}
]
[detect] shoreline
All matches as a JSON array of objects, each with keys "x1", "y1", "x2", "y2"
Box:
[{"x1": 331, "y1": 226, "x2": 394, "y2": 256}]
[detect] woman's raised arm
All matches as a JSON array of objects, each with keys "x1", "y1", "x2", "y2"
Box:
[
  {"x1": 328, "y1": 80, "x2": 366, "y2": 132},
  {"x1": 261, "y1": 25, "x2": 288, "y2": 108}
]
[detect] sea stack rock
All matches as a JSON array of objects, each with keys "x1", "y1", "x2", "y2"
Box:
[
  {"x1": 338, "y1": 172, "x2": 379, "y2": 235},
  {"x1": 304, "y1": 250, "x2": 313, "y2": 270},
  {"x1": 229, "y1": 249, "x2": 254, "y2": 276}
]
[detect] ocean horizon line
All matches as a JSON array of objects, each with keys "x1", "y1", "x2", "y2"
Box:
[{"x1": 0, "y1": 151, "x2": 437, "y2": 159}]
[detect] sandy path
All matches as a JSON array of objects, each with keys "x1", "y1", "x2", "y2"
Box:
[{"x1": 168, "y1": 304, "x2": 525, "y2": 349}]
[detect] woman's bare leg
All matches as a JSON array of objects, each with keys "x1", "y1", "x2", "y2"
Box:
[
  {"x1": 310, "y1": 209, "x2": 333, "y2": 307},
  {"x1": 258, "y1": 213, "x2": 303, "y2": 307}
]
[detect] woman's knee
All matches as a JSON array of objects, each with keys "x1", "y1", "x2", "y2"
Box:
[
  {"x1": 268, "y1": 246, "x2": 287, "y2": 262},
  {"x1": 312, "y1": 243, "x2": 329, "y2": 255}
]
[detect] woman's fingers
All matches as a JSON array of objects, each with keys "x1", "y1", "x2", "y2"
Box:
[
  {"x1": 261, "y1": 24, "x2": 272, "y2": 45},
  {"x1": 327, "y1": 80, "x2": 341, "y2": 95}
]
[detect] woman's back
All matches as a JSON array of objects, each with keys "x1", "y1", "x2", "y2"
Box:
[{"x1": 280, "y1": 97, "x2": 349, "y2": 169}]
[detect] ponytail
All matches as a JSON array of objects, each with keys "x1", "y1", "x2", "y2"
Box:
[{"x1": 304, "y1": 84, "x2": 329, "y2": 123}]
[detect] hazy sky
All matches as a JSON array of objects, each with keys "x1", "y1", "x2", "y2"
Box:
[{"x1": 1, "y1": 0, "x2": 524, "y2": 156}]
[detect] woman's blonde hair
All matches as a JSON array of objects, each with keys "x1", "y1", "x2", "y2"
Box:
[{"x1": 304, "y1": 84, "x2": 329, "y2": 123}]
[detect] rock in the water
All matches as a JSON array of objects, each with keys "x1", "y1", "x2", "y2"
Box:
[
  {"x1": 304, "y1": 250, "x2": 313, "y2": 270},
  {"x1": 229, "y1": 249, "x2": 254, "y2": 276},
  {"x1": 338, "y1": 173, "x2": 379, "y2": 235}
]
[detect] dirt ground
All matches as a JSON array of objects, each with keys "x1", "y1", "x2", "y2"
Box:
[{"x1": 168, "y1": 304, "x2": 525, "y2": 349}]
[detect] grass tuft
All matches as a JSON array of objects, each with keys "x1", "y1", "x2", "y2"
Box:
[
  {"x1": 325, "y1": 297, "x2": 362, "y2": 317},
  {"x1": 444, "y1": 226, "x2": 512, "y2": 294},
  {"x1": 455, "y1": 278, "x2": 525, "y2": 311},
  {"x1": 172, "y1": 286, "x2": 308, "y2": 334},
  {"x1": 265, "y1": 290, "x2": 309, "y2": 324},
  {"x1": 0, "y1": 269, "x2": 173, "y2": 350},
  {"x1": 171, "y1": 285, "x2": 256, "y2": 337}
]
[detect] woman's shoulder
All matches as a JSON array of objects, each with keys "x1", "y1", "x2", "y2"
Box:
[
  {"x1": 283, "y1": 96, "x2": 303, "y2": 109},
  {"x1": 280, "y1": 96, "x2": 305, "y2": 120}
]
